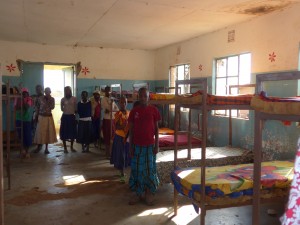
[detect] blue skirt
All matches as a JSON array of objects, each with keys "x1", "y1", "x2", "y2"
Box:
[
  {"x1": 16, "y1": 120, "x2": 32, "y2": 148},
  {"x1": 129, "y1": 145, "x2": 159, "y2": 195},
  {"x1": 60, "y1": 114, "x2": 77, "y2": 140},
  {"x1": 110, "y1": 134, "x2": 130, "y2": 170},
  {"x1": 77, "y1": 120, "x2": 93, "y2": 144}
]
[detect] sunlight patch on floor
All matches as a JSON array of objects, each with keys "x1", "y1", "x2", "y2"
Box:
[
  {"x1": 80, "y1": 180, "x2": 108, "y2": 185},
  {"x1": 170, "y1": 205, "x2": 199, "y2": 225},
  {"x1": 138, "y1": 207, "x2": 169, "y2": 217},
  {"x1": 63, "y1": 175, "x2": 86, "y2": 185}
]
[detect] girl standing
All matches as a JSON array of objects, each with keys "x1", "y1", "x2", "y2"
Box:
[
  {"x1": 15, "y1": 88, "x2": 33, "y2": 158},
  {"x1": 102, "y1": 86, "x2": 119, "y2": 157},
  {"x1": 60, "y1": 86, "x2": 77, "y2": 153},
  {"x1": 128, "y1": 87, "x2": 160, "y2": 205},
  {"x1": 77, "y1": 91, "x2": 93, "y2": 153},
  {"x1": 110, "y1": 96, "x2": 130, "y2": 183}
]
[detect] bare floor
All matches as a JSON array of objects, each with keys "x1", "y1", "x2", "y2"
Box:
[{"x1": 4, "y1": 142, "x2": 284, "y2": 225}]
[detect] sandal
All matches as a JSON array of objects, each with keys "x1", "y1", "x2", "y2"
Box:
[{"x1": 120, "y1": 175, "x2": 125, "y2": 183}]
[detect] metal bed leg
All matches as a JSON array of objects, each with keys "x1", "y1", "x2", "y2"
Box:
[
  {"x1": 174, "y1": 187, "x2": 178, "y2": 216},
  {"x1": 200, "y1": 208, "x2": 205, "y2": 225}
]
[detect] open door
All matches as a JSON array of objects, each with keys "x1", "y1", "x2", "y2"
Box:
[
  {"x1": 44, "y1": 64, "x2": 77, "y2": 136},
  {"x1": 62, "y1": 66, "x2": 76, "y2": 97}
]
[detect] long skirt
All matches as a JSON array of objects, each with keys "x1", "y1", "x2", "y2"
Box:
[
  {"x1": 92, "y1": 118, "x2": 100, "y2": 141},
  {"x1": 102, "y1": 119, "x2": 112, "y2": 145},
  {"x1": 77, "y1": 120, "x2": 93, "y2": 144},
  {"x1": 16, "y1": 120, "x2": 32, "y2": 148},
  {"x1": 280, "y1": 147, "x2": 300, "y2": 224},
  {"x1": 110, "y1": 134, "x2": 130, "y2": 170},
  {"x1": 129, "y1": 145, "x2": 159, "y2": 195},
  {"x1": 34, "y1": 115, "x2": 57, "y2": 144},
  {"x1": 60, "y1": 114, "x2": 77, "y2": 140}
]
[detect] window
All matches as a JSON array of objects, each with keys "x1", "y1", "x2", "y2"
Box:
[
  {"x1": 169, "y1": 64, "x2": 190, "y2": 93},
  {"x1": 169, "y1": 64, "x2": 190, "y2": 111},
  {"x1": 214, "y1": 53, "x2": 252, "y2": 118}
]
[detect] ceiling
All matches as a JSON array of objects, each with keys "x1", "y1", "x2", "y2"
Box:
[{"x1": 0, "y1": 0, "x2": 299, "y2": 50}]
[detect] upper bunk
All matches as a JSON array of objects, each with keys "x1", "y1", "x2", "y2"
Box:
[
  {"x1": 174, "y1": 78, "x2": 254, "y2": 110},
  {"x1": 251, "y1": 71, "x2": 300, "y2": 121},
  {"x1": 148, "y1": 78, "x2": 254, "y2": 110}
]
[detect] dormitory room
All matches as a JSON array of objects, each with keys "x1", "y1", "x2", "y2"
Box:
[{"x1": 1, "y1": 1, "x2": 300, "y2": 225}]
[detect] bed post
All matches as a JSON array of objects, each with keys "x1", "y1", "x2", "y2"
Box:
[
  {"x1": 6, "y1": 81, "x2": 11, "y2": 190},
  {"x1": 200, "y1": 78, "x2": 208, "y2": 225},
  {"x1": 173, "y1": 83, "x2": 180, "y2": 216},
  {"x1": 0, "y1": 70, "x2": 4, "y2": 225},
  {"x1": 188, "y1": 109, "x2": 192, "y2": 160},
  {"x1": 252, "y1": 110, "x2": 262, "y2": 225}
]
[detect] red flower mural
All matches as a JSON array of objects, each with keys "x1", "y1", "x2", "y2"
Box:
[
  {"x1": 198, "y1": 64, "x2": 203, "y2": 71},
  {"x1": 81, "y1": 67, "x2": 90, "y2": 76},
  {"x1": 6, "y1": 63, "x2": 16, "y2": 72},
  {"x1": 268, "y1": 52, "x2": 276, "y2": 62}
]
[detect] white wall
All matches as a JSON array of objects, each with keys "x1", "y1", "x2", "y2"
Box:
[
  {"x1": 2, "y1": 3, "x2": 300, "y2": 81},
  {"x1": 154, "y1": 3, "x2": 300, "y2": 80},
  {"x1": 0, "y1": 40, "x2": 155, "y2": 80}
]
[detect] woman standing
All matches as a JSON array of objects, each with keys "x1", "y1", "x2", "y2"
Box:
[
  {"x1": 77, "y1": 91, "x2": 93, "y2": 153},
  {"x1": 33, "y1": 87, "x2": 57, "y2": 154},
  {"x1": 15, "y1": 88, "x2": 33, "y2": 158},
  {"x1": 60, "y1": 86, "x2": 77, "y2": 153}
]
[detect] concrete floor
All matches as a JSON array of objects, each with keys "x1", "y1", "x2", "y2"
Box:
[{"x1": 3, "y1": 141, "x2": 285, "y2": 225}]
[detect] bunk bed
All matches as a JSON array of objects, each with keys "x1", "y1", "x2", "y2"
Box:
[
  {"x1": 150, "y1": 86, "x2": 203, "y2": 151},
  {"x1": 250, "y1": 71, "x2": 300, "y2": 225},
  {"x1": 2, "y1": 81, "x2": 22, "y2": 190},
  {"x1": 171, "y1": 75, "x2": 298, "y2": 225},
  {"x1": 157, "y1": 79, "x2": 254, "y2": 183}
]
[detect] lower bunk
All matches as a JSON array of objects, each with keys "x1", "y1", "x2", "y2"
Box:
[
  {"x1": 156, "y1": 146, "x2": 253, "y2": 183},
  {"x1": 158, "y1": 133, "x2": 202, "y2": 150},
  {"x1": 171, "y1": 160, "x2": 293, "y2": 222}
]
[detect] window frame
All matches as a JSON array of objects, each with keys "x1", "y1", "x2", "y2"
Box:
[
  {"x1": 169, "y1": 64, "x2": 190, "y2": 112},
  {"x1": 214, "y1": 53, "x2": 252, "y2": 119}
]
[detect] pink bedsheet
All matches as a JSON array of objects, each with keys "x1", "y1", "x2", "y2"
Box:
[{"x1": 159, "y1": 134, "x2": 201, "y2": 148}]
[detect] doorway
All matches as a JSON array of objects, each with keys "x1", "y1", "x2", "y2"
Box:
[{"x1": 43, "y1": 65, "x2": 76, "y2": 136}]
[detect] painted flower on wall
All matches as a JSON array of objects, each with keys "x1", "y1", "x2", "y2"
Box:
[
  {"x1": 81, "y1": 66, "x2": 90, "y2": 76},
  {"x1": 6, "y1": 63, "x2": 16, "y2": 72},
  {"x1": 268, "y1": 52, "x2": 276, "y2": 62}
]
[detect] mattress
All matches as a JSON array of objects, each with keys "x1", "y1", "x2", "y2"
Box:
[
  {"x1": 251, "y1": 91, "x2": 300, "y2": 115},
  {"x1": 159, "y1": 134, "x2": 201, "y2": 148},
  {"x1": 171, "y1": 160, "x2": 293, "y2": 206},
  {"x1": 156, "y1": 146, "x2": 253, "y2": 184},
  {"x1": 159, "y1": 127, "x2": 174, "y2": 135},
  {"x1": 207, "y1": 94, "x2": 253, "y2": 105},
  {"x1": 149, "y1": 93, "x2": 201, "y2": 105},
  {"x1": 150, "y1": 92, "x2": 253, "y2": 106}
]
